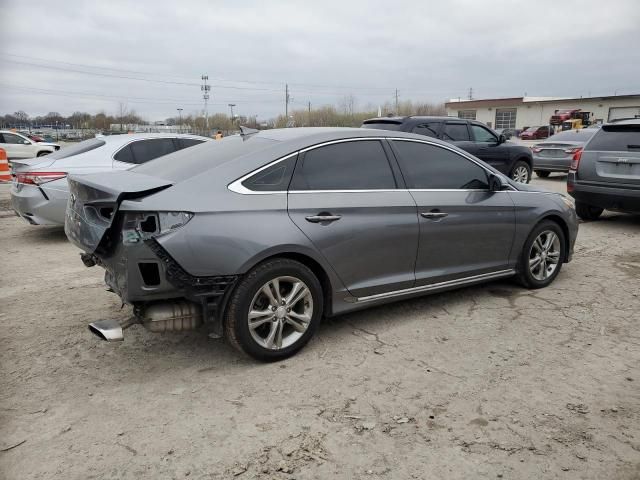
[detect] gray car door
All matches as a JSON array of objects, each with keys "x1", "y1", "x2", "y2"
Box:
[
  {"x1": 390, "y1": 139, "x2": 516, "y2": 285},
  {"x1": 287, "y1": 139, "x2": 419, "y2": 298},
  {"x1": 469, "y1": 123, "x2": 510, "y2": 172}
]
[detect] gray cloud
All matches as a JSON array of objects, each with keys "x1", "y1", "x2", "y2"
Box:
[{"x1": 0, "y1": 0, "x2": 638, "y2": 121}]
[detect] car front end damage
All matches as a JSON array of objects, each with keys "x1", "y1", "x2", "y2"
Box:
[{"x1": 65, "y1": 172, "x2": 238, "y2": 341}]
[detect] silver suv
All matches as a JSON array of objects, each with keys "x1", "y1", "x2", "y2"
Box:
[{"x1": 568, "y1": 119, "x2": 640, "y2": 220}]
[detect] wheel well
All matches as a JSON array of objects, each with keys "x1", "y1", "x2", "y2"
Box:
[
  {"x1": 514, "y1": 156, "x2": 532, "y2": 168},
  {"x1": 244, "y1": 252, "x2": 333, "y2": 315},
  {"x1": 539, "y1": 215, "x2": 570, "y2": 263}
]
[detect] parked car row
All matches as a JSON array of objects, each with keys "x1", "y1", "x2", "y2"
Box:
[{"x1": 9, "y1": 120, "x2": 638, "y2": 361}]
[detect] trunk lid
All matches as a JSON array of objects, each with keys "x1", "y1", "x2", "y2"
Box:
[
  {"x1": 65, "y1": 170, "x2": 172, "y2": 254},
  {"x1": 10, "y1": 157, "x2": 56, "y2": 172}
]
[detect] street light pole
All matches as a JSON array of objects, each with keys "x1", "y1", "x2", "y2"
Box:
[
  {"x1": 228, "y1": 104, "x2": 236, "y2": 125},
  {"x1": 177, "y1": 108, "x2": 183, "y2": 133}
]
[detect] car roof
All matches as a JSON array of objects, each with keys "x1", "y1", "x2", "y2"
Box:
[
  {"x1": 253, "y1": 126, "x2": 447, "y2": 144},
  {"x1": 362, "y1": 116, "x2": 456, "y2": 124}
]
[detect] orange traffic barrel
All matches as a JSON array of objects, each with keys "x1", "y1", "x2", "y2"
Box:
[{"x1": 0, "y1": 148, "x2": 10, "y2": 182}]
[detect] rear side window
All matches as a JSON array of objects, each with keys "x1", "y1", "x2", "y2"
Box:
[
  {"x1": 392, "y1": 140, "x2": 488, "y2": 190},
  {"x1": 412, "y1": 123, "x2": 440, "y2": 137},
  {"x1": 242, "y1": 155, "x2": 297, "y2": 191},
  {"x1": 586, "y1": 125, "x2": 640, "y2": 152},
  {"x1": 114, "y1": 144, "x2": 134, "y2": 163},
  {"x1": 123, "y1": 138, "x2": 176, "y2": 164},
  {"x1": 442, "y1": 123, "x2": 471, "y2": 141},
  {"x1": 291, "y1": 140, "x2": 396, "y2": 190}
]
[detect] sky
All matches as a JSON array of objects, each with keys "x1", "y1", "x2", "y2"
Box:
[{"x1": 0, "y1": 0, "x2": 639, "y2": 122}]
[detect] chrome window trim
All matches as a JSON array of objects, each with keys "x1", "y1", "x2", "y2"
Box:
[
  {"x1": 350, "y1": 269, "x2": 516, "y2": 303},
  {"x1": 227, "y1": 136, "x2": 517, "y2": 195}
]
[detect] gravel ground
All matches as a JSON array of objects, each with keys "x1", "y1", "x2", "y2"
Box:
[{"x1": 1, "y1": 176, "x2": 639, "y2": 480}]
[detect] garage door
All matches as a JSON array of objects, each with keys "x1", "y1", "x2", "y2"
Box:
[{"x1": 608, "y1": 106, "x2": 640, "y2": 121}]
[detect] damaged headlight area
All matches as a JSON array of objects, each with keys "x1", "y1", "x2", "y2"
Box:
[{"x1": 122, "y1": 211, "x2": 193, "y2": 244}]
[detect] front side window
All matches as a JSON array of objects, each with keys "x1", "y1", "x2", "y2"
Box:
[
  {"x1": 120, "y1": 138, "x2": 176, "y2": 165},
  {"x1": 442, "y1": 123, "x2": 471, "y2": 141},
  {"x1": 392, "y1": 140, "x2": 489, "y2": 190},
  {"x1": 471, "y1": 124, "x2": 497, "y2": 143},
  {"x1": 412, "y1": 123, "x2": 440, "y2": 138},
  {"x1": 291, "y1": 140, "x2": 396, "y2": 190}
]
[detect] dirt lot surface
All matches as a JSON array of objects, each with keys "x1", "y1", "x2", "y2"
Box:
[{"x1": 1, "y1": 177, "x2": 639, "y2": 480}]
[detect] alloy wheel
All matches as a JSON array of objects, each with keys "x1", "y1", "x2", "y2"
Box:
[
  {"x1": 528, "y1": 230, "x2": 561, "y2": 281},
  {"x1": 512, "y1": 165, "x2": 530, "y2": 183},
  {"x1": 247, "y1": 276, "x2": 313, "y2": 350}
]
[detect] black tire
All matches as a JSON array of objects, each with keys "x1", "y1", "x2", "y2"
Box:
[
  {"x1": 510, "y1": 160, "x2": 532, "y2": 184},
  {"x1": 516, "y1": 220, "x2": 566, "y2": 289},
  {"x1": 37, "y1": 151, "x2": 50, "y2": 157},
  {"x1": 224, "y1": 258, "x2": 323, "y2": 361},
  {"x1": 575, "y1": 201, "x2": 603, "y2": 221},
  {"x1": 535, "y1": 170, "x2": 551, "y2": 178}
]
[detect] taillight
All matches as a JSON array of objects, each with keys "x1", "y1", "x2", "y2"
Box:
[
  {"x1": 569, "y1": 148, "x2": 583, "y2": 171},
  {"x1": 15, "y1": 171, "x2": 67, "y2": 185},
  {"x1": 563, "y1": 147, "x2": 582, "y2": 154}
]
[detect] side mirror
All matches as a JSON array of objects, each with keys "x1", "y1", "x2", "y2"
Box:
[
  {"x1": 23, "y1": 140, "x2": 31, "y2": 145},
  {"x1": 498, "y1": 134, "x2": 506, "y2": 144},
  {"x1": 489, "y1": 173, "x2": 503, "y2": 192}
]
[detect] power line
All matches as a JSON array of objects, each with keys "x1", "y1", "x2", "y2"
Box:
[{"x1": 0, "y1": 83, "x2": 284, "y2": 106}]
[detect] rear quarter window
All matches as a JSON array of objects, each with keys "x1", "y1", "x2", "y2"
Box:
[{"x1": 586, "y1": 125, "x2": 640, "y2": 152}]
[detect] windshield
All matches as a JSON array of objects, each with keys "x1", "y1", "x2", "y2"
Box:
[
  {"x1": 45, "y1": 138, "x2": 106, "y2": 159},
  {"x1": 548, "y1": 129, "x2": 597, "y2": 141}
]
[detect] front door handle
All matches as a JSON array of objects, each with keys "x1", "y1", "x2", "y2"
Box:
[
  {"x1": 420, "y1": 212, "x2": 448, "y2": 219},
  {"x1": 305, "y1": 214, "x2": 342, "y2": 223}
]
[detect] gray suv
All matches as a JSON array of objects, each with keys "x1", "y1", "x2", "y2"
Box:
[
  {"x1": 568, "y1": 119, "x2": 640, "y2": 220},
  {"x1": 65, "y1": 128, "x2": 578, "y2": 361}
]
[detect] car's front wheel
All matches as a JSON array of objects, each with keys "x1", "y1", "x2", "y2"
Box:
[
  {"x1": 224, "y1": 258, "x2": 323, "y2": 361},
  {"x1": 516, "y1": 220, "x2": 566, "y2": 289},
  {"x1": 37, "y1": 151, "x2": 50, "y2": 157},
  {"x1": 575, "y1": 201, "x2": 603, "y2": 221},
  {"x1": 511, "y1": 160, "x2": 531, "y2": 183}
]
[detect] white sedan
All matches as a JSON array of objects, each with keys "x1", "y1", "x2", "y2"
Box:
[
  {"x1": 11, "y1": 133, "x2": 211, "y2": 225},
  {"x1": 0, "y1": 130, "x2": 60, "y2": 159}
]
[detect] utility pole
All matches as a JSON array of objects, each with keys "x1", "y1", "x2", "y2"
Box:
[
  {"x1": 394, "y1": 88, "x2": 399, "y2": 115},
  {"x1": 201, "y1": 74, "x2": 210, "y2": 133},
  {"x1": 308, "y1": 101, "x2": 311, "y2": 114},
  {"x1": 285, "y1": 83, "x2": 290, "y2": 119},
  {"x1": 177, "y1": 108, "x2": 183, "y2": 133},
  {"x1": 228, "y1": 104, "x2": 236, "y2": 124},
  {"x1": 468, "y1": 87, "x2": 473, "y2": 100}
]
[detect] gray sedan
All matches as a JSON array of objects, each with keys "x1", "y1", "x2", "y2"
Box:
[
  {"x1": 532, "y1": 129, "x2": 597, "y2": 178},
  {"x1": 65, "y1": 128, "x2": 578, "y2": 361}
]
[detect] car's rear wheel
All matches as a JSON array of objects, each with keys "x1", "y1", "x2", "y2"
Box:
[
  {"x1": 535, "y1": 170, "x2": 551, "y2": 178},
  {"x1": 511, "y1": 161, "x2": 531, "y2": 183},
  {"x1": 37, "y1": 151, "x2": 50, "y2": 157},
  {"x1": 516, "y1": 220, "x2": 566, "y2": 289},
  {"x1": 575, "y1": 201, "x2": 603, "y2": 221},
  {"x1": 224, "y1": 258, "x2": 323, "y2": 361}
]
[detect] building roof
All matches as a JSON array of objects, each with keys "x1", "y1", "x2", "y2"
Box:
[{"x1": 446, "y1": 94, "x2": 640, "y2": 109}]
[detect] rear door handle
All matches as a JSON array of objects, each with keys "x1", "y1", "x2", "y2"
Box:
[
  {"x1": 305, "y1": 214, "x2": 342, "y2": 223},
  {"x1": 420, "y1": 212, "x2": 448, "y2": 219}
]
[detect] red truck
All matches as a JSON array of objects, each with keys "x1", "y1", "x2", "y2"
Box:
[{"x1": 550, "y1": 109, "x2": 581, "y2": 125}]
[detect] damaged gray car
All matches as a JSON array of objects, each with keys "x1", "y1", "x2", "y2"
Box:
[{"x1": 65, "y1": 127, "x2": 578, "y2": 361}]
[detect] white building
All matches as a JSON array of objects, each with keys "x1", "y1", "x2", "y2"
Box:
[{"x1": 445, "y1": 94, "x2": 640, "y2": 130}]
